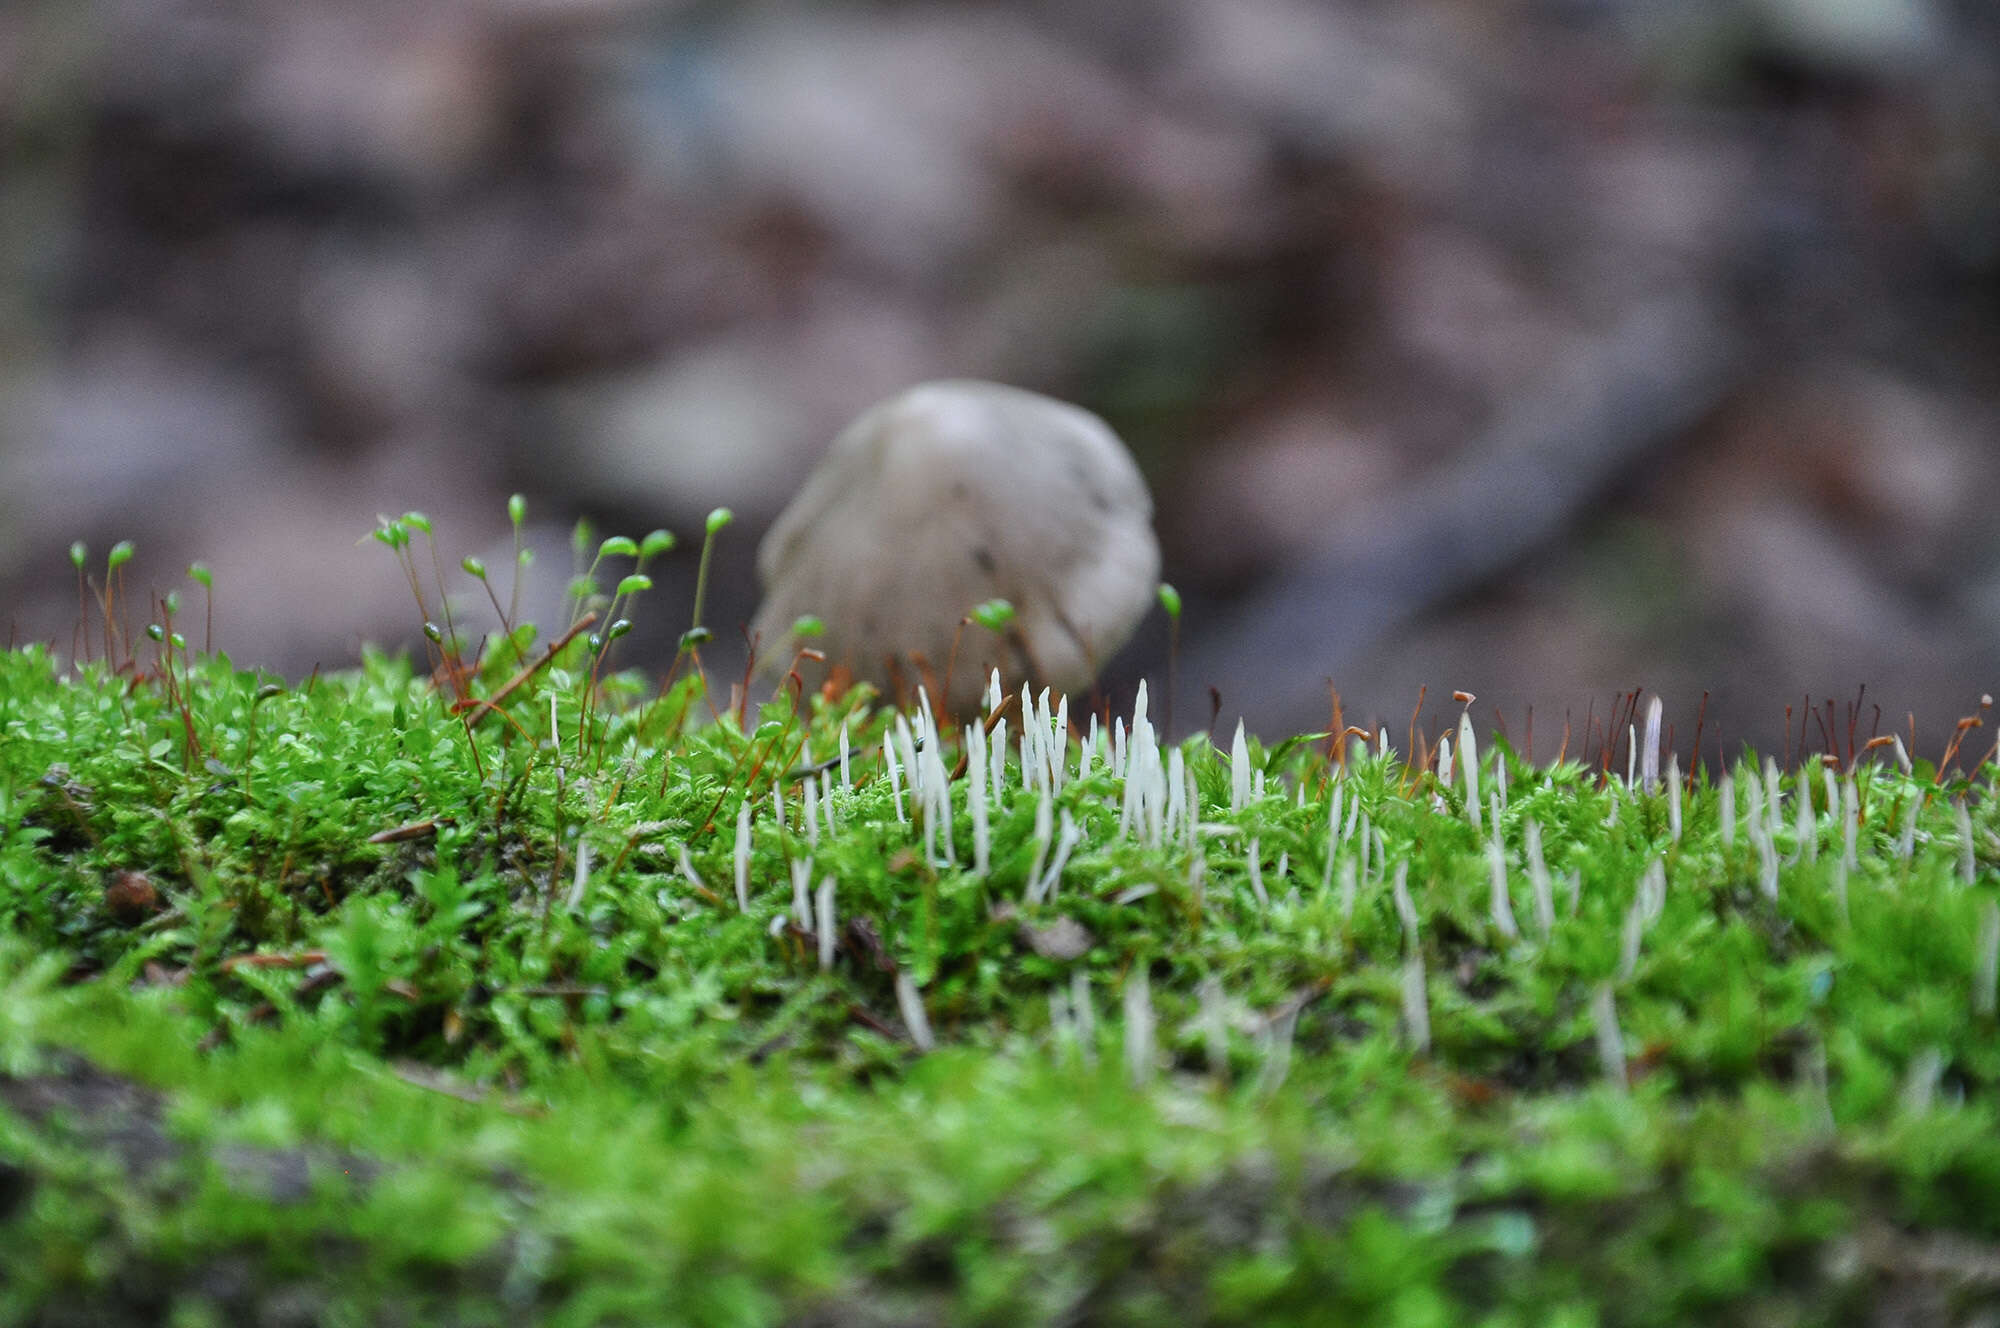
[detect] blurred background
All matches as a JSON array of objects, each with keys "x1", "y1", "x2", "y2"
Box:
[{"x1": 3, "y1": 0, "x2": 1998, "y2": 758}]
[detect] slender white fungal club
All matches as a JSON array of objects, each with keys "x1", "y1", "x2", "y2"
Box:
[
  {"x1": 1460, "y1": 712, "x2": 1480, "y2": 832},
  {"x1": 894, "y1": 714, "x2": 918, "y2": 806},
  {"x1": 921, "y1": 786, "x2": 937, "y2": 868},
  {"x1": 1592, "y1": 983, "x2": 1628, "y2": 1093},
  {"x1": 1231, "y1": 720, "x2": 1251, "y2": 812},
  {"x1": 1842, "y1": 774, "x2": 1859, "y2": 869},
  {"x1": 1390, "y1": 861, "x2": 1419, "y2": 946},
  {"x1": 1324, "y1": 786, "x2": 1345, "y2": 897},
  {"x1": 1618, "y1": 861, "x2": 1667, "y2": 981},
  {"x1": 1667, "y1": 756, "x2": 1682, "y2": 841},
  {"x1": 1641, "y1": 696, "x2": 1662, "y2": 792},
  {"x1": 1486, "y1": 841, "x2": 1519, "y2": 941},
  {"x1": 1958, "y1": 800, "x2": 1976, "y2": 886},
  {"x1": 790, "y1": 855, "x2": 814, "y2": 930},
  {"x1": 885, "y1": 721, "x2": 907, "y2": 823},
  {"x1": 1755, "y1": 819, "x2": 1780, "y2": 901},
  {"x1": 1401, "y1": 954, "x2": 1431, "y2": 1055},
  {"x1": 990, "y1": 717, "x2": 1007, "y2": 807},
  {"x1": 1764, "y1": 758, "x2": 1784, "y2": 842},
  {"x1": 1026, "y1": 788, "x2": 1052, "y2": 895},
  {"x1": 1052, "y1": 694, "x2": 1069, "y2": 794},
  {"x1": 1794, "y1": 781, "x2": 1816, "y2": 864},
  {"x1": 895, "y1": 971, "x2": 934, "y2": 1053},
  {"x1": 1526, "y1": 819, "x2": 1554, "y2": 939},
  {"x1": 1031, "y1": 811, "x2": 1081, "y2": 904},
  {"x1": 1200, "y1": 977, "x2": 1228, "y2": 1079},
  {"x1": 816, "y1": 877, "x2": 837, "y2": 971},
  {"x1": 1618, "y1": 896, "x2": 1647, "y2": 982},
  {"x1": 1123, "y1": 966, "x2": 1155, "y2": 1085},
  {"x1": 1167, "y1": 747, "x2": 1188, "y2": 844},
  {"x1": 968, "y1": 721, "x2": 990, "y2": 877},
  {"x1": 733, "y1": 802, "x2": 752, "y2": 911},
  {"x1": 1258, "y1": 1004, "x2": 1299, "y2": 1097}
]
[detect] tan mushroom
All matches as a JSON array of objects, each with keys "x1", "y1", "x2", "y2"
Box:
[{"x1": 752, "y1": 380, "x2": 1160, "y2": 707}]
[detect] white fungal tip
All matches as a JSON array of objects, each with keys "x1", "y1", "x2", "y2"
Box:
[
  {"x1": 1458, "y1": 713, "x2": 1481, "y2": 831},
  {"x1": 1401, "y1": 954, "x2": 1431, "y2": 1055},
  {"x1": 1641, "y1": 696, "x2": 1663, "y2": 792},
  {"x1": 1123, "y1": 966, "x2": 1155, "y2": 1085},
  {"x1": 895, "y1": 971, "x2": 935, "y2": 1053},
  {"x1": 733, "y1": 802, "x2": 752, "y2": 912},
  {"x1": 1230, "y1": 720, "x2": 1251, "y2": 812},
  {"x1": 816, "y1": 876, "x2": 837, "y2": 971},
  {"x1": 1486, "y1": 841, "x2": 1519, "y2": 941},
  {"x1": 1591, "y1": 983, "x2": 1628, "y2": 1093}
]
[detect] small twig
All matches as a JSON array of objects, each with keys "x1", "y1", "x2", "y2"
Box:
[
  {"x1": 454, "y1": 613, "x2": 598, "y2": 728},
  {"x1": 220, "y1": 950, "x2": 329, "y2": 972}
]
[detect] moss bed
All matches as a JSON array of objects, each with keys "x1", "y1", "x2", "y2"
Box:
[{"x1": 3, "y1": 531, "x2": 1999, "y2": 1325}]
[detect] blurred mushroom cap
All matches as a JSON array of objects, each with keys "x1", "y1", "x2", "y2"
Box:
[{"x1": 753, "y1": 380, "x2": 1160, "y2": 702}]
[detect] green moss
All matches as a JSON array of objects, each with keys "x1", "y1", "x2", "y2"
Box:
[{"x1": 2, "y1": 624, "x2": 1998, "y2": 1324}]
